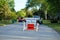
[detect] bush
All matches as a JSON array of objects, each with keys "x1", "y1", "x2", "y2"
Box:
[
  {"x1": 0, "y1": 20, "x2": 12, "y2": 24},
  {"x1": 51, "y1": 20, "x2": 58, "y2": 23}
]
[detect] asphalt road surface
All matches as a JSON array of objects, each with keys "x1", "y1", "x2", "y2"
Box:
[{"x1": 0, "y1": 23, "x2": 60, "y2": 40}]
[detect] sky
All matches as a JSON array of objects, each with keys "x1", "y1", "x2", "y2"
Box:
[{"x1": 14, "y1": 0, "x2": 27, "y2": 12}]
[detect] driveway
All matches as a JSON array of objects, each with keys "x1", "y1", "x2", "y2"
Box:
[{"x1": 0, "y1": 23, "x2": 60, "y2": 40}]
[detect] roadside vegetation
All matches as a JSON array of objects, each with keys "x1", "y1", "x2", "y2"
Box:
[{"x1": 43, "y1": 20, "x2": 60, "y2": 33}]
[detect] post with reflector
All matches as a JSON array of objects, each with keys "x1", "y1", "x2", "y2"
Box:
[
  {"x1": 23, "y1": 22, "x2": 26, "y2": 31},
  {"x1": 36, "y1": 23, "x2": 39, "y2": 31}
]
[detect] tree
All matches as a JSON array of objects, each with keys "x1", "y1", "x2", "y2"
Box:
[
  {"x1": 26, "y1": 0, "x2": 50, "y2": 19},
  {"x1": 11, "y1": 12, "x2": 17, "y2": 20},
  {"x1": 47, "y1": 0, "x2": 60, "y2": 16},
  {"x1": 27, "y1": 10, "x2": 33, "y2": 17},
  {"x1": 7, "y1": 0, "x2": 15, "y2": 11},
  {"x1": 26, "y1": 0, "x2": 60, "y2": 20},
  {"x1": 0, "y1": 0, "x2": 14, "y2": 20},
  {"x1": 17, "y1": 10, "x2": 26, "y2": 17},
  {"x1": 41, "y1": 1, "x2": 50, "y2": 19}
]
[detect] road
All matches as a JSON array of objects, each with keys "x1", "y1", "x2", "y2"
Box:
[{"x1": 0, "y1": 23, "x2": 60, "y2": 40}]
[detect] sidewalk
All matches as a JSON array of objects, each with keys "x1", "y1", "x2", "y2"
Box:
[{"x1": 0, "y1": 23, "x2": 60, "y2": 40}]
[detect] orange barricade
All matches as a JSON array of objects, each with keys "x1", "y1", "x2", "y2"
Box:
[{"x1": 27, "y1": 24, "x2": 35, "y2": 30}]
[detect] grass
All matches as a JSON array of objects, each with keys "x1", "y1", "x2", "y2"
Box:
[
  {"x1": 0, "y1": 20, "x2": 13, "y2": 26},
  {"x1": 43, "y1": 20, "x2": 60, "y2": 32},
  {"x1": 0, "y1": 24, "x2": 5, "y2": 26}
]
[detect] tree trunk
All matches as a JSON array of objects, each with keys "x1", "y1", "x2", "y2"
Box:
[{"x1": 44, "y1": 10, "x2": 47, "y2": 19}]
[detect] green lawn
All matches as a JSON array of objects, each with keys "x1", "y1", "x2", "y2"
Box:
[
  {"x1": 0, "y1": 20, "x2": 12, "y2": 26},
  {"x1": 43, "y1": 20, "x2": 60, "y2": 32},
  {"x1": 0, "y1": 24, "x2": 5, "y2": 26},
  {"x1": 0, "y1": 20, "x2": 17, "y2": 26}
]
